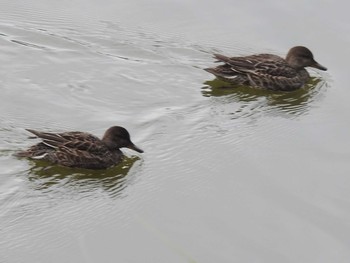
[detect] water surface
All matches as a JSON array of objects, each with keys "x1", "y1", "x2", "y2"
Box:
[{"x1": 0, "y1": 0, "x2": 349, "y2": 262}]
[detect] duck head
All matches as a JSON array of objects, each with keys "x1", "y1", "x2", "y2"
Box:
[
  {"x1": 286, "y1": 46, "x2": 327, "y2": 71},
  {"x1": 102, "y1": 126, "x2": 144, "y2": 153}
]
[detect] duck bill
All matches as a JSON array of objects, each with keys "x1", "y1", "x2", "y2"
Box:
[
  {"x1": 311, "y1": 61, "x2": 327, "y2": 71},
  {"x1": 127, "y1": 143, "x2": 144, "y2": 153}
]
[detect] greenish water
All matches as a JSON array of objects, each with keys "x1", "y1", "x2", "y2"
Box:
[{"x1": 0, "y1": 0, "x2": 349, "y2": 262}]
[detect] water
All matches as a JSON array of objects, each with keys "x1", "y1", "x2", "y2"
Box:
[{"x1": 0, "y1": 0, "x2": 349, "y2": 262}]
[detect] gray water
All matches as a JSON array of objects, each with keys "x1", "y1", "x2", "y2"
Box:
[{"x1": 1, "y1": 0, "x2": 349, "y2": 262}]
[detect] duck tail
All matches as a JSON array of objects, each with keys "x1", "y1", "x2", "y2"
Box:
[
  {"x1": 204, "y1": 67, "x2": 217, "y2": 75},
  {"x1": 213, "y1": 54, "x2": 231, "y2": 63}
]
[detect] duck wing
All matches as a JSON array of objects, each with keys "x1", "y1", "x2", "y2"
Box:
[
  {"x1": 214, "y1": 53, "x2": 297, "y2": 78},
  {"x1": 26, "y1": 129, "x2": 108, "y2": 153},
  {"x1": 25, "y1": 129, "x2": 118, "y2": 168}
]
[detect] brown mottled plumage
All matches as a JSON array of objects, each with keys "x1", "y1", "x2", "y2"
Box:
[
  {"x1": 205, "y1": 46, "x2": 327, "y2": 91},
  {"x1": 16, "y1": 126, "x2": 143, "y2": 169}
]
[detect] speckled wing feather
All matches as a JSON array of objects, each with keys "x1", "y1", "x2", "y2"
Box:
[
  {"x1": 215, "y1": 54, "x2": 297, "y2": 78},
  {"x1": 208, "y1": 53, "x2": 306, "y2": 90},
  {"x1": 26, "y1": 129, "x2": 107, "y2": 153},
  {"x1": 25, "y1": 129, "x2": 119, "y2": 169}
]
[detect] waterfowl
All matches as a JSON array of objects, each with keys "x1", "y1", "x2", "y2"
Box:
[
  {"x1": 205, "y1": 46, "x2": 327, "y2": 91},
  {"x1": 16, "y1": 126, "x2": 143, "y2": 169}
]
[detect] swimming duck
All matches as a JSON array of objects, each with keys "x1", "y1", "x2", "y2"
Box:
[
  {"x1": 16, "y1": 126, "x2": 143, "y2": 169},
  {"x1": 205, "y1": 46, "x2": 327, "y2": 91}
]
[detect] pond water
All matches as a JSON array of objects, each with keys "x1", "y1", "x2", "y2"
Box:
[{"x1": 1, "y1": 0, "x2": 350, "y2": 262}]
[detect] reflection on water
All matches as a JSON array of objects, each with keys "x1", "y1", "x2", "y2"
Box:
[
  {"x1": 202, "y1": 77, "x2": 328, "y2": 117},
  {"x1": 25, "y1": 156, "x2": 142, "y2": 198}
]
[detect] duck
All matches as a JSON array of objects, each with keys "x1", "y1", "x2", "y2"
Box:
[
  {"x1": 16, "y1": 126, "x2": 143, "y2": 170},
  {"x1": 205, "y1": 46, "x2": 327, "y2": 91}
]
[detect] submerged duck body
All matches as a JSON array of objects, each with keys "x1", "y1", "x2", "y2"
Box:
[
  {"x1": 205, "y1": 46, "x2": 327, "y2": 91},
  {"x1": 16, "y1": 126, "x2": 143, "y2": 169}
]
